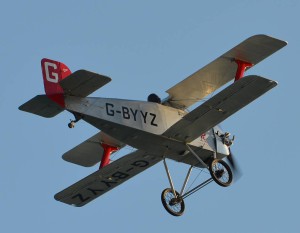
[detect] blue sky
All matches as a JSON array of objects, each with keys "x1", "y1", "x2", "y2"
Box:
[{"x1": 1, "y1": 1, "x2": 299, "y2": 232}]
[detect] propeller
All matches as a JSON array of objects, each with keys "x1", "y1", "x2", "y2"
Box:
[
  {"x1": 227, "y1": 147, "x2": 242, "y2": 182},
  {"x1": 213, "y1": 126, "x2": 242, "y2": 182}
]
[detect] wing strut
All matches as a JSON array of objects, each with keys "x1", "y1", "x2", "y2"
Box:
[
  {"x1": 234, "y1": 59, "x2": 253, "y2": 82},
  {"x1": 99, "y1": 144, "x2": 119, "y2": 169}
]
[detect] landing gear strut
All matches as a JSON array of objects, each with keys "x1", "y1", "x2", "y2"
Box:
[
  {"x1": 161, "y1": 145, "x2": 233, "y2": 216},
  {"x1": 161, "y1": 157, "x2": 213, "y2": 217}
]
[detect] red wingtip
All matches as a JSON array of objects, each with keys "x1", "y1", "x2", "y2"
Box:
[{"x1": 41, "y1": 58, "x2": 72, "y2": 108}]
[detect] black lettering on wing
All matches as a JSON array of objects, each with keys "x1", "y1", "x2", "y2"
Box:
[
  {"x1": 112, "y1": 171, "x2": 129, "y2": 181},
  {"x1": 102, "y1": 180, "x2": 118, "y2": 187},
  {"x1": 71, "y1": 193, "x2": 90, "y2": 203},
  {"x1": 87, "y1": 187, "x2": 104, "y2": 195},
  {"x1": 131, "y1": 160, "x2": 149, "y2": 168}
]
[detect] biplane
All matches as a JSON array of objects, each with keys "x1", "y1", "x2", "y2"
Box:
[{"x1": 19, "y1": 35, "x2": 287, "y2": 216}]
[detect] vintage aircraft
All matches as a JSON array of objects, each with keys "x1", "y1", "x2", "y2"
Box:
[{"x1": 19, "y1": 35, "x2": 286, "y2": 216}]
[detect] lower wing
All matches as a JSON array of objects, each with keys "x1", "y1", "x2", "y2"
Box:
[
  {"x1": 163, "y1": 75, "x2": 277, "y2": 142},
  {"x1": 55, "y1": 150, "x2": 162, "y2": 207}
]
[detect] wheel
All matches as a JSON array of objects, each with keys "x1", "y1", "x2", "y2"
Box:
[
  {"x1": 68, "y1": 122, "x2": 75, "y2": 128},
  {"x1": 209, "y1": 159, "x2": 233, "y2": 187},
  {"x1": 161, "y1": 188, "x2": 185, "y2": 216}
]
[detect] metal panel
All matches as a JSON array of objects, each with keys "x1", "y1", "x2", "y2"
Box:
[
  {"x1": 59, "y1": 70, "x2": 111, "y2": 97},
  {"x1": 18, "y1": 94, "x2": 63, "y2": 118},
  {"x1": 165, "y1": 35, "x2": 287, "y2": 109},
  {"x1": 55, "y1": 150, "x2": 162, "y2": 207},
  {"x1": 62, "y1": 132, "x2": 125, "y2": 167},
  {"x1": 163, "y1": 75, "x2": 277, "y2": 143}
]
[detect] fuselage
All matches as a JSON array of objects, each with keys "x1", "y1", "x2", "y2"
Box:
[{"x1": 65, "y1": 96, "x2": 229, "y2": 165}]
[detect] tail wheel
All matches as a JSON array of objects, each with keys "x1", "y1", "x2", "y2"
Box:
[
  {"x1": 209, "y1": 159, "x2": 233, "y2": 187},
  {"x1": 161, "y1": 188, "x2": 185, "y2": 216}
]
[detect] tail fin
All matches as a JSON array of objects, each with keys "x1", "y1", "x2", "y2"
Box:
[
  {"x1": 19, "y1": 58, "x2": 112, "y2": 118},
  {"x1": 41, "y1": 58, "x2": 72, "y2": 107}
]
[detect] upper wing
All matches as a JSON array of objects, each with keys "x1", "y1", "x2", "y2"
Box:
[
  {"x1": 163, "y1": 75, "x2": 277, "y2": 143},
  {"x1": 165, "y1": 35, "x2": 286, "y2": 109},
  {"x1": 55, "y1": 150, "x2": 162, "y2": 207},
  {"x1": 62, "y1": 131, "x2": 125, "y2": 167}
]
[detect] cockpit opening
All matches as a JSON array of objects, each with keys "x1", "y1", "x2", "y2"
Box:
[{"x1": 147, "y1": 93, "x2": 161, "y2": 104}]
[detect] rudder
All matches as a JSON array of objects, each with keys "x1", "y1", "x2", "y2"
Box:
[{"x1": 41, "y1": 58, "x2": 72, "y2": 107}]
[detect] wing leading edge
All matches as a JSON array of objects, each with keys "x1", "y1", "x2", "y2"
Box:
[{"x1": 163, "y1": 75, "x2": 277, "y2": 143}]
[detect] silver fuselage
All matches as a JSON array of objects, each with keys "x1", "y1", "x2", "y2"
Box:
[{"x1": 65, "y1": 96, "x2": 229, "y2": 167}]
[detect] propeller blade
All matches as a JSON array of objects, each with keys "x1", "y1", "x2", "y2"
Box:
[{"x1": 227, "y1": 147, "x2": 242, "y2": 181}]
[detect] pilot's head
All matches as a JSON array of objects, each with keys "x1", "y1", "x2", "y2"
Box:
[{"x1": 147, "y1": 93, "x2": 161, "y2": 104}]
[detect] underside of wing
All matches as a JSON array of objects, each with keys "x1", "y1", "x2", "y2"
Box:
[
  {"x1": 55, "y1": 150, "x2": 162, "y2": 207},
  {"x1": 62, "y1": 131, "x2": 125, "y2": 167},
  {"x1": 163, "y1": 75, "x2": 277, "y2": 142},
  {"x1": 165, "y1": 35, "x2": 286, "y2": 109}
]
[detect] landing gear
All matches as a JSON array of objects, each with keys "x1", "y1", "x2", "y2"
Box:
[
  {"x1": 161, "y1": 188, "x2": 185, "y2": 216},
  {"x1": 161, "y1": 157, "x2": 213, "y2": 217},
  {"x1": 209, "y1": 159, "x2": 233, "y2": 187},
  {"x1": 68, "y1": 114, "x2": 82, "y2": 128},
  {"x1": 160, "y1": 145, "x2": 234, "y2": 216},
  {"x1": 68, "y1": 121, "x2": 76, "y2": 128}
]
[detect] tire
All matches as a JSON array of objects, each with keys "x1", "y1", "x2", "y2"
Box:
[
  {"x1": 209, "y1": 159, "x2": 233, "y2": 187},
  {"x1": 161, "y1": 188, "x2": 185, "y2": 216}
]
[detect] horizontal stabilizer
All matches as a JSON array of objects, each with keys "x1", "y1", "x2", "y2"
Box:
[
  {"x1": 18, "y1": 95, "x2": 64, "y2": 118},
  {"x1": 55, "y1": 150, "x2": 161, "y2": 207},
  {"x1": 164, "y1": 75, "x2": 277, "y2": 142},
  {"x1": 60, "y1": 70, "x2": 111, "y2": 97},
  {"x1": 63, "y1": 132, "x2": 125, "y2": 167}
]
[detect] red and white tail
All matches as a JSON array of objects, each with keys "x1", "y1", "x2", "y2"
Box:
[
  {"x1": 19, "y1": 58, "x2": 111, "y2": 118},
  {"x1": 41, "y1": 58, "x2": 72, "y2": 108}
]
